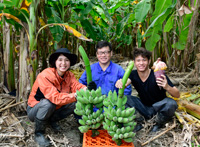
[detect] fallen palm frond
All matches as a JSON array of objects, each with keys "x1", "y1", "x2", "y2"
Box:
[
  {"x1": 182, "y1": 112, "x2": 200, "y2": 128},
  {"x1": 169, "y1": 89, "x2": 200, "y2": 146},
  {"x1": 177, "y1": 99, "x2": 200, "y2": 119},
  {"x1": 168, "y1": 89, "x2": 200, "y2": 121},
  {"x1": 175, "y1": 111, "x2": 200, "y2": 130},
  {"x1": 175, "y1": 112, "x2": 188, "y2": 128}
]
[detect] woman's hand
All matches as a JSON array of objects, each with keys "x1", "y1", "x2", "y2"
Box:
[
  {"x1": 83, "y1": 87, "x2": 87, "y2": 91},
  {"x1": 74, "y1": 93, "x2": 77, "y2": 99}
]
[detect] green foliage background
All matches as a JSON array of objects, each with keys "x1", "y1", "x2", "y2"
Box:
[{"x1": 0, "y1": 0, "x2": 199, "y2": 93}]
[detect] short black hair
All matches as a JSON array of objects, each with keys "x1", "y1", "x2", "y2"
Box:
[
  {"x1": 96, "y1": 41, "x2": 112, "y2": 51},
  {"x1": 133, "y1": 47, "x2": 152, "y2": 60}
]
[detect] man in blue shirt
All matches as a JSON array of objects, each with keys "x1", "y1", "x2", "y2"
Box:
[{"x1": 79, "y1": 41, "x2": 132, "y2": 96}]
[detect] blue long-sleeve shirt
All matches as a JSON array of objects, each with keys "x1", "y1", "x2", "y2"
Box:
[{"x1": 79, "y1": 61, "x2": 132, "y2": 96}]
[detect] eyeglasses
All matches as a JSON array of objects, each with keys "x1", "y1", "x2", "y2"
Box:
[{"x1": 97, "y1": 50, "x2": 111, "y2": 55}]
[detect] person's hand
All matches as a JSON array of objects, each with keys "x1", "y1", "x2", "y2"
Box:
[
  {"x1": 74, "y1": 93, "x2": 77, "y2": 99},
  {"x1": 87, "y1": 81, "x2": 97, "y2": 90},
  {"x1": 115, "y1": 79, "x2": 123, "y2": 89},
  {"x1": 156, "y1": 74, "x2": 169, "y2": 90},
  {"x1": 83, "y1": 87, "x2": 87, "y2": 91}
]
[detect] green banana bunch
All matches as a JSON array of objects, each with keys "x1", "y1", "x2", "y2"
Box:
[
  {"x1": 75, "y1": 87, "x2": 105, "y2": 135},
  {"x1": 74, "y1": 102, "x2": 86, "y2": 116},
  {"x1": 103, "y1": 90, "x2": 118, "y2": 107},
  {"x1": 79, "y1": 125, "x2": 90, "y2": 133},
  {"x1": 95, "y1": 87, "x2": 102, "y2": 97},
  {"x1": 102, "y1": 91, "x2": 136, "y2": 145},
  {"x1": 95, "y1": 101, "x2": 104, "y2": 108},
  {"x1": 76, "y1": 87, "x2": 104, "y2": 105},
  {"x1": 93, "y1": 95, "x2": 104, "y2": 104},
  {"x1": 76, "y1": 96, "x2": 89, "y2": 104},
  {"x1": 103, "y1": 104, "x2": 136, "y2": 121},
  {"x1": 77, "y1": 108, "x2": 104, "y2": 134}
]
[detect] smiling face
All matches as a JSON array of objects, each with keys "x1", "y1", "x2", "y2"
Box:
[
  {"x1": 55, "y1": 54, "x2": 70, "y2": 76},
  {"x1": 134, "y1": 55, "x2": 151, "y2": 72},
  {"x1": 96, "y1": 46, "x2": 112, "y2": 65}
]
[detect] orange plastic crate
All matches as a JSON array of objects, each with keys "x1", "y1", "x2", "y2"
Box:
[{"x1": 83, "y1": 130, "x2": 134, "y2": 147}]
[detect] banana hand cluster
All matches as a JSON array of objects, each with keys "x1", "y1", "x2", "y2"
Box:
[
  {"x1": 74, "y1": 87, "x2": 105, "y2": 133},
  {"x1": 103, "y1": 90, "x2": 127, "y2": 108},
  {"x1": 103, "y1": 90, "x2": 136, "y2": 143}
]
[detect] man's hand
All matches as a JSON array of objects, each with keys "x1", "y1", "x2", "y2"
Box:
[
  {"x1": 115, "y1": 78, "x2": 131, "y2": 89},
  {"x1": 87, "y1": 81, "x2": 97, "y2": 90},
  {"x1": 156, "y1": 74, "x2": 168, "y2": 90},
  {"x1": 115, "y1": 79, "x2": 123, "y2": 89},
  {"x1": 157, "y1": 75, "x2": 180, "y2": 98}
]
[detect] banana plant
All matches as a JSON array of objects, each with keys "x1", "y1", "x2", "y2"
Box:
[
  {"x1": 0, "y1": 0, "x2": 93, "y2": 110},
  {"x1": 43, "y1": 0, "x2": 199, "y2": 72},
  {"x1": 0, "y1": 0, "x2": 25, "y2": 92},
  {"x1": 70, "y1": 0, "x2": 135, "y2": 44},
  {"x1": 2, "y1": 18, "x2": 15, "y2": 92},
  {"x1": 143, "y1": 0, "x2": 177, "y2": 51},
  {"x1": 0, "y1": 21, "x2": 2, "y2": 83}
]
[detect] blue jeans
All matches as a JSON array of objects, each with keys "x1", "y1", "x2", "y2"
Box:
[
  {"x1": 27, "y1": 99, "x2": 75, "y2": 122},
  {"x1": 126, "y1": 95, "x2": 178, "y2": 120}
]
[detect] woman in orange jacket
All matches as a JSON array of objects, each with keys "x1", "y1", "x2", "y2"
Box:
[{"x1": 27, "y1": 48, "x2": 96, "y2": 146}]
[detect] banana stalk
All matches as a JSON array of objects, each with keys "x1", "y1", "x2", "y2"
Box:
[
  {"x1": 78, "y1": 45, "x2": 92, "y2": 84},
  {"x1": 117, "y1": 61, "x2": 134, "y2": 108},
  {"x1": 78, "y1": 46, "x2": 102, "y2": 137}
]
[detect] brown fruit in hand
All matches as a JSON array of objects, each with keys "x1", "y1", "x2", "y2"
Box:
[{"x1": 153, "y1": 58, "x2": 167, "y2": 89}]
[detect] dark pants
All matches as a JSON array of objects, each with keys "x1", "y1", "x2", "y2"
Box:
[
  {"x1": 27, "y1": 99, "x2": 75, "y2": 122},
  {"x1": 126, "y1": 95, "x2": 178, "y2": 120}
]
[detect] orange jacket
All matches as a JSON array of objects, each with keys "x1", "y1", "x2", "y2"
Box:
[{"x1": 28, "y1": 68, "x2": 86, "y2": 109}]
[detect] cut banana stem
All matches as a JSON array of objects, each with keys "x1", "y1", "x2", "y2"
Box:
[
  {"x1": 117, "y1": 61, "x2": 134, "y2": 108},
  {"x1": 78, "y1": 45, "x2": 92, "y2": 84}
]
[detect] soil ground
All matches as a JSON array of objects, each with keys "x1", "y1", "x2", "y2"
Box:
[{"x1": 12, "y1": 111, "x2": 188, "y2": 147}]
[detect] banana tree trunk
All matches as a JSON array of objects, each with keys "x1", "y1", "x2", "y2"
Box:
[
  {"x1": 3, "y1": 21, "x2": 15, "y2": 92},
  {"x1": 0, "y1": 45, "x2": 3, "y2": 83},
  {"x1": 28, "y1": 0, "x2": 39, "y2": 87},
  {"x1": 16, "y1": 28, "x2": 30, "y2": 110},
  {"x1": 0, "y1": 24, "x2": 2, "y2": 83}
]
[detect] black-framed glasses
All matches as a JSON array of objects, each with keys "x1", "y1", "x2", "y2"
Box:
[{"x1": 97, "y1": 50, "x2": 111, "y2": 55}]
